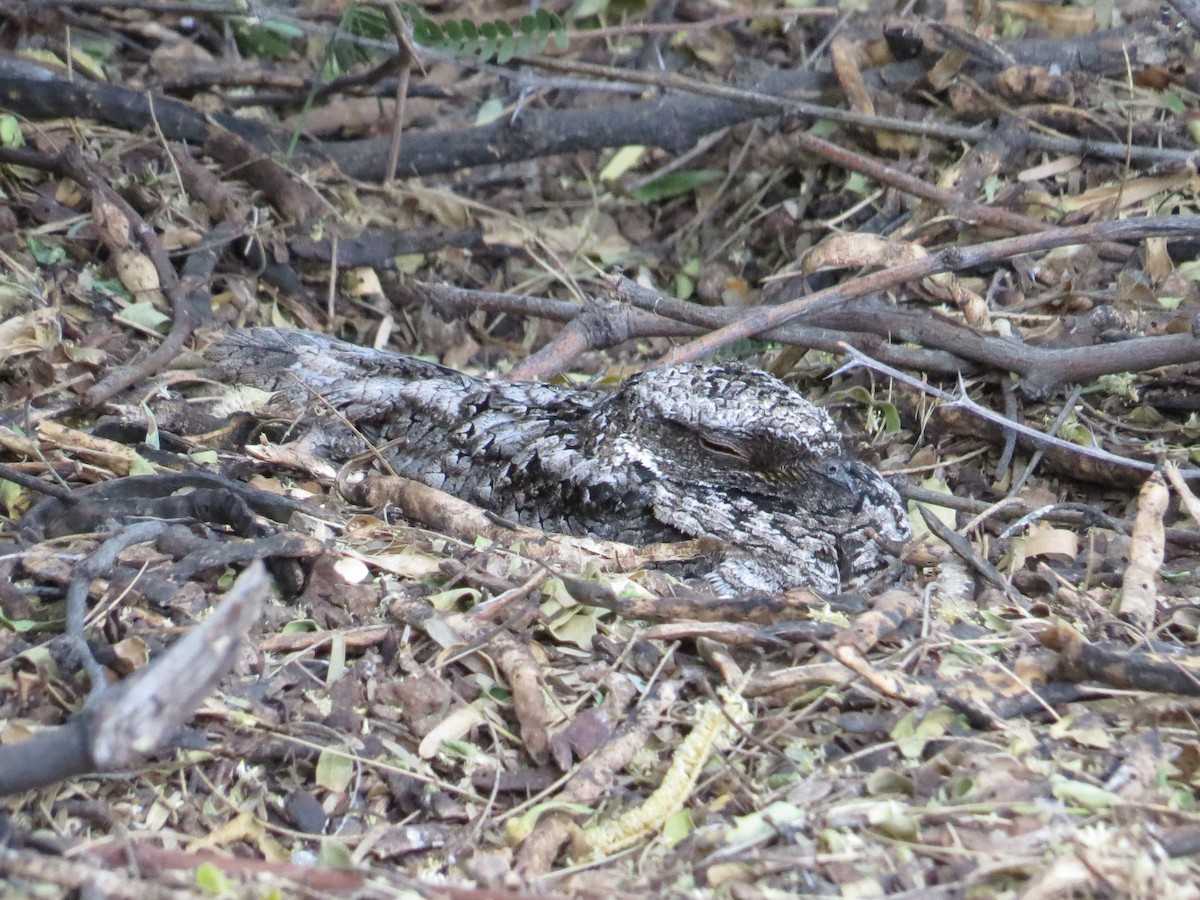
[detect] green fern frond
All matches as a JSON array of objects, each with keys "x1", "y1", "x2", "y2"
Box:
[{"x1": 407, "y1": 6, "x2": 568, "y2": 64}]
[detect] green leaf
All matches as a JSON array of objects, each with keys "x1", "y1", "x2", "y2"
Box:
[
  {"x1": 1162, "y1": 91, "x2": 1187, "y2": 115},
  {"x1": 318, "y1": 840, "x2": 354, "y2": 869},
  {"x1": 545, "y1": 604, "x2": 598, "y2": 650},
  {"x1": 891, "y1": 706, "x2": 957, "y2": 759},
  {"x1": 26, "y1": 236, "x2": 65, "y2": 266},
  {"x1": 232, "y1": 17, "x2": 302, "y2": 59},
  {"x1": 808, "y1": 119, "x2": 839, "y2": 138},
  {"x1": 844, "y1": 172, "x2": 872, "y2": 196},
  {"x1": 824, "y1": 385, "x2": 900, "y2": 433},
  {"x1": 264, "y1": 19, "x2": 303, "y2": 39},
  {"x1": 867, "y1": 799, "x2": 919, "y2": 840},
  {"x1": 1163, "y1": 567, "x2": 1196, "y2": 584},
  {"x1": 121, "y1": 300, "x2": 171, "y2": 333},
  {"x1": 412, "y1": 18, "x2": 442, "y2": 45},
  {"x1": 600, "y1": 144, "x2": 645, "y2": 181},
  {"x1": 522, "y1": 32, "x2": 548, "y2": 56},
  {"x1": 0, "y1": 115, "x2": 23, "y2": 148},
  {"x1": 662, "y1": 808, "x2": 694, "y2": 847},
  {"x1": 282, "y1": 619, "x2": 320, "y2": 633},
  {"x1": 1051, "y1": 775, "x2": 1119, "y2": 810},
  {"x1": 982, "y1": 173, "x2": 1002, "y2": 202},
  {"x1": 315, "y1": 745, "x2": 354, "y2": 793},
  {"x1": 725, "y1": 801, "x2": 806, "y2": 844},
  {"x1": 570, "y1": 0, "x2": 609, "y2": 20},
  {"x1": 496, "y1": 36, "x2": 517, "y2": 64},
  {"x1": 319, "y1": 55, "x2": 342, "y2": 81},
  {"x1": 475, "y1": 97, "x2": 506, "y2": 125},
  {"x1": 1, "y1": 478, "x2": 22, "y2": 517},
  {"x1": 427, "y1": 587, "x2": 481, "y2": 611},
  {"x1": 140, "y1": 400, "x2": 160, "y2": 450},
  {"x1": 478, "y1": 36, "x2": 498, "y2": 59},
  {"x1": 401, "y1": 8, "x2": 563, "y2": 61},
  {"x1": 631, "y1": 169, "x2": 723, "y2": 203},
  {"x1": 194, "y1": 861, "x2": 233, "y2": 894},
  {"x1": 0, "y1": 605, "x2": 39, "y2": 633},
  {"x1": 17, "y1": 645, "x2": 60, "y2": 674},
  {"x1": 343, "y1": 5, "x2": 389, "y2": 40},
  {"x1": 128, "y1": 456, "x2": 156, "y2": 477},
  {"x1": 1059, "y1": 415, "x2": 1097, "y2": 447},
  {"x1": 505, "y1": 801, "x2": 594, "y2": 842}
]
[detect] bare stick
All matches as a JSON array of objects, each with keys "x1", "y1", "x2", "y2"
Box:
[
  {"x1": 661, "y1": 216, "x2": 1200, "y2": 365},
  {"x1": 836, "y1": 343, "x2": 1200, "y2": 482}
]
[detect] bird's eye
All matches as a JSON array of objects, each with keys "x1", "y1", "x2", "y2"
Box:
[{"x1": 698, "y1": 434, "x2": 748, "y2": 459}]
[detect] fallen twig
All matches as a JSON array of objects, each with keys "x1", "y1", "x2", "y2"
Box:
[
  {"x1": 1118, "y1": 472, "x2": 1168, "y2": 632},
  {"x1": 837, "y1": 343, "x2": 1200, "y2": 481},
  {"x1": 661, "y1": 216, "x2": 1200, "y2": 365},
  {"x1": 0, "y1": 562, "x2": 268, "y2": 795}
]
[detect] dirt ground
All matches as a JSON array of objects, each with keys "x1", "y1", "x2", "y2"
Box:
[{"x1": 4, "y1": 0, "x2": 1200, "y2": 896}]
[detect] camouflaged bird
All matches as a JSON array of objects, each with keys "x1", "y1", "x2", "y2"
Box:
[{"x1": 203, "y1": 328, "x2": 910, "y2": 595}]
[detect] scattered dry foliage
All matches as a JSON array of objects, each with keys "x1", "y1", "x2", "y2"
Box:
[{"x1": 4, "y1": 0, "x2": 1200, "y2": 897}]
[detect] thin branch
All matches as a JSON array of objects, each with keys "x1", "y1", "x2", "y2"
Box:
[
  {"x1": 1006, "y1": 385, "x2": 1084, "y2": 497},
  {"x1": 660, "y1": 216, "x2": 1200, "y2": 365},
  {"x1": 836, "y1": 343, "x2": 1200, "y2": 482},
  {"x1": 400, "y1": 280, "x2": 973, "y2": 376}
]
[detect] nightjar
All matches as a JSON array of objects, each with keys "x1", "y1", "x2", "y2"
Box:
[{"x1": 202, "y1": 328, "x2": 910, "y2": 595}]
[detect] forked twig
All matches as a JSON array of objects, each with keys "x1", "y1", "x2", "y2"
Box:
[{"x1": 834, "y1": 344, "x2": 1200, "y2": 482}]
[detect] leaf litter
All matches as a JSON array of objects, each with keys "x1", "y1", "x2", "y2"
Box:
[{"x1": 2, "y1": 0, "x2": 1200, "y2": 896}]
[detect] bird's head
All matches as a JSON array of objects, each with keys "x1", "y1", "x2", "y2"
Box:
[{"x1": 590, "y1": 363, "x2": 909, "y2": 540}]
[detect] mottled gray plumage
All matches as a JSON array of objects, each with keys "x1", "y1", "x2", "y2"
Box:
[{"x1": 203, "y1": 328, "x2": 910, "y2": 594}]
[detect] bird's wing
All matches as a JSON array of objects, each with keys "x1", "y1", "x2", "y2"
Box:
[{"x1": 203, "y1": 328, "x2": 608, "y2": 512}]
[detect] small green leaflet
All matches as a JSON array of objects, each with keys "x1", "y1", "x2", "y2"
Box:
[{"x1": 631, "y1": 169, "x2": 723, "y2": 204}]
